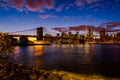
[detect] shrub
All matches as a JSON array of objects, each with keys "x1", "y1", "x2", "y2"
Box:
[{"x1": 0, "y1": 32, "x2": 14, "y2": 56}]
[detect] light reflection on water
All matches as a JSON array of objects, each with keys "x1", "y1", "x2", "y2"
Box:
[{"x1": 12, "y1": 44, "x2": 120, "y2": 77}]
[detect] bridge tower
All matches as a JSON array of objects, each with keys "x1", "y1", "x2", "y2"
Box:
[{"x1": 37, "y1": 27, "x2": 43, "y2": 40}]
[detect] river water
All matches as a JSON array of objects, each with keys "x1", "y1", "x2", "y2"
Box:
[{"x1": 12, "y1": 44, "x2": 120, "y2": 78}]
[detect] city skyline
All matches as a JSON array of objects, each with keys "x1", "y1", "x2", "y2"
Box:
[{"x1": 0, "y1": 0, "x2": 120, "y2": 33}]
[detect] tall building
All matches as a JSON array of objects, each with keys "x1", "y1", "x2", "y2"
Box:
[
  {"x1": 116, "y1": 32, "x2": 120, "y2": 41},
  {"x1": 85, "y1": 26, "x2": 93, "y2": 39},
  {"x1": 100, "y1": 30, "x2": 106, "y2": 41},
  {"x1": 114, "y1": 32, "x2": 118, "y2": 38}
]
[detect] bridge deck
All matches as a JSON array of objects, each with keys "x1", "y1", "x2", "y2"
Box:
[{"x1": 8, "y1": 34, "x2": 76, "y2": 39}]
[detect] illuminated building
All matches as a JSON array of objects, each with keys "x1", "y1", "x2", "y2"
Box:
[
  {"x1": 116, "y1": 32, "x2": 120, "y2": 41},
  {"x1": 85, "y1": 26, "x2": 93, "y2": 39},
  {"x1": 100, "y1": 30, "x2": 106, "y2": 41},
  {"x1": 114, "y1": 32, "x2": 118, "y2": 38}
]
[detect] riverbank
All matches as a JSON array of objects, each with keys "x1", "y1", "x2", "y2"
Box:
[{"x1": 0, "y1": 56, "x2": 120, "y2": 80}]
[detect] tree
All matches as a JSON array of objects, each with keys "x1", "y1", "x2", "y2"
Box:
[
  {"x1": 56, "y1": 33, "x2": 60, "y2": 36},
  {"x1": 0, "y1": 32, "x2": 14, "y2": 56}
]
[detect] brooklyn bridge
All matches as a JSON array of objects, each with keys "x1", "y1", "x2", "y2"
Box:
[
  {"x1": 7, "y1": 27, "x2": 85, "y2": 40},
  {"x1": 2, "y1": 26, "x2": 120, "y2": 44}
]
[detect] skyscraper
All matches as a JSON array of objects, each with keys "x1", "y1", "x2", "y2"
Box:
[
  {"x1": 85, "y1": 26, "x2": 93, "y2": 39},
  {"x1": 100, "y1": 30, "x2": 106, "y2": 41}
]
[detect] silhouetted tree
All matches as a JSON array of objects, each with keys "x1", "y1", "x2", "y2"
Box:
[
  {"x1": 19, "y1": 36, "x2": 29, "y2": 45},
  {"x1": 0, "y1": 32, "x2": 14, "y2": 56},
  {"x1": 9, "y1": 36, "x2": 17, "y2": 45},
  {"x1": 56, "y1": 33, "x2": 60, "y2": 36}
]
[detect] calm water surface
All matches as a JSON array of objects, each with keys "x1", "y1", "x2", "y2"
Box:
[{"x1": 12, "y1": 44, "x2": 120, "y2": 77}]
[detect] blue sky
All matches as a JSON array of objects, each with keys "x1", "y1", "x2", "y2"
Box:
[{"x1": 0, "y1": 0, "x2": 120, "y2": 33}]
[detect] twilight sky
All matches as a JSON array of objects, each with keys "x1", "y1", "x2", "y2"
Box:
[{"x1": 0, "y1": 0, "x2": 120, "y2": 33}]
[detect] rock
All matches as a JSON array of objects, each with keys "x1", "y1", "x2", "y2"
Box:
[
  {"x1": 47, "y1": 73, "x2": 60, "y2": 80},
  {"x1": 38, "y1": 76, "x2": 45, "y2": 80},
  {"x1": 62, "y1": 74, "x2": 70, "y2": 80},
  {"x1": 55, "y1": 74, "x2": 63, "y2": 79},
  {"x1": 29, "y1": 71, "x2": 38, "y2": 80},
  {"x1": 9, "y1": 70, "x2": 28, "y2": 80},
  {"x1": 43, "y1": 72, "x2": 50, "y2": 79},
  {"x1": 2, "y1": 74, "x2": 9, "y2": 80}
]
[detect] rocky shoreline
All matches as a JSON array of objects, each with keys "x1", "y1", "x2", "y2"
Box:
[{"x1": 0, "y1": 56, "x2": 119, "y2": 80}]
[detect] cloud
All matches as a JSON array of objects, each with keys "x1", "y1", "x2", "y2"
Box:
[
  {"x1": 12, "y1": 0, "x2": 23, "y2": 11},
  {"x1": 86, "y1": 0, "x2": 94, "y2": 4},
  {"x1": 0, "y1": 2, "x2": 7, "y2": 7},
  {"x1": 39, "y1": 14, "x2": 57, "y2": 19},
  {"x1": 26, "y1": 0, "x2": 54, "y2": 11},
  {"x1": 56, "y1": 4, "x2": 65, "y2": 12},
  {"x1": 52, "y1": 27, "x2": 68, "y2": 32},
  {"x1": 86, "y1": 0, "x2": 101, "y2": 4},
  {"x1": 69, "y1": 25, "x2": 94, "y2": 31},
  {"x1": 68, "y1": 25, "x2": 107, "y2": 32},
  {"x1": 26, "y1": 0, "x2": 37, "y2": 11},
  {"x1": 0, "y1": 0, "x2": 11, "y2": 9},
  {"x1": 98, "y1": 21, "x2": 120, "y2": 31},
  {"x1": 75, "y1": 0, "x2": 85, "y2": 7},
  {"x1": 52, "y1": 25, "x2": 95, "y2": 32},
  {"x1": 51, "y1": 25, "x2": 109, "y2": 33},
  {"x1": 0, "y1": 0, "x2": 55, "y2": 12},
  {"x1": 45, "y1": 0, "x2": 54, "y2": 9},
  {"x1": 0, "y1": 0, "x2": 11, "y2": 2}
]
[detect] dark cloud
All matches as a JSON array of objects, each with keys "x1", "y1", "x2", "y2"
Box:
[
  {"x1": 52, "y1": 27, "x2": 68, "y2": 32},
  {"x1": 69, "y1": 25, "x2": 111, "y2": 32},
  {"x1": 68, "y1": 21, "x2": 120, "y2": 32},
  {"x1": 25, "y1": 0, "x2": 54, "y2": 11},
  {"x1": 52, "y1": 21, "x2": 120, "y2": 32},
  {"x1": 0, "y1": 0, "x2": 105, "y2": 12},
  {"x1": 99, "y1": 21, "x2": 120, "y2": 29},
  {"x1": 69, "y1": 25, "x2": 96, "y2": 31},
  {"x1": 98, "y1": 21, "x2": 120, "y2": 32},
  {"x1": 0, "y1": 0, "x2": 54, "y2": 12},
  {"x1": 26, "y1": 0, "x2": 39, "y2": 11},
  {"x1": 69, "y1": 25, "x2": 86, "y2": 31}
]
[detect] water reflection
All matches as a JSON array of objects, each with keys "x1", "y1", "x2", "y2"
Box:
[
  {"x1": 12, "y1": 44, "x2": 120, "y2": 77},
  {"x1": 13, "y1": 45, "x2": 44, "y2": 66},
  {"x1": 34, "y1": 45, "x2": 43, "y2": 56},
  {"x1": 13, "y1": 46, "x2": 32, "y2": 64}
]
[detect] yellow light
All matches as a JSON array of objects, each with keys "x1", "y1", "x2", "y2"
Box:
[
  {"x1": 35, "y1": 45, "x2": 43, "y2": 56},
  {"x1": 28, "y1": 37, "x2": 36, "y2": 41}
]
